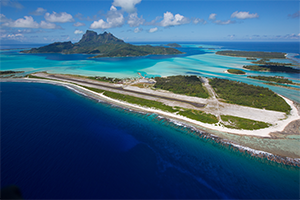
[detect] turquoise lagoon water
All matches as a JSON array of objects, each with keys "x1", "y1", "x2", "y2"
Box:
[
  {"x1": 1, "y1": 42, "x2": 299, "y2": 103},
  {"x1": 1, "y1": 42, "x2": 300, "y2": 199}
]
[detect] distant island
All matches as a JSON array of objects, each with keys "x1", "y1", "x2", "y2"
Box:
[
  {"x1": 247, "y1": 75, "x2": 294, "y2": 84},
  {"x1": 243, "y1": 65, "x2": 300, "y2": 73},
  {"x1": 0, "y1": 70, "x2": 24, "y2": 75},
  {"x1": 216, "y1": 51, "x2": 299, "y2": 73},
  {"x1": 166, "y1": 43, "x2": 181, "y2": 47},
  {"x1": 21, "y1": 30, "x2": 183, "y2": 58},
  {"x1": 216, "y1": 50, "x2": 286, "y2": 59}
]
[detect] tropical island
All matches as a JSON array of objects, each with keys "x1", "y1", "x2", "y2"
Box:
[
  {"x1": 243, "y1": 64, "x2": 300, "y2": 73},
  {"x1": 226, "y1": 69, "x2": 246, "y2": 74},
  {"x1": 216, "y1": 50, "x2": 287, "y2": 59},
  {"x1": 251, "y1": 59, "x2": 293, "y2": 66},
  {"x1": 166, "y1": 43, "x2": 181, "y2": 47},
  {"x1": 215, "y1": 51, "x2": 299, "y2": 73},
  {"x1": 21, "y1": 30, "x2": 183, "y2": 58},
  {"x1": 248, "y1": 76, "x2": 294, "y2": 84},
  {"x1": 247, "y1": 76, "x2": 300, "y2": 91},
  {"x1": 18, "y1": 72, "x2": 299, "y2": 136}
]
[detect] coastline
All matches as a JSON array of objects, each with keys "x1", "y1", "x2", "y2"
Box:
[{"x1": 2, "y1": 78, "x2": 300, "y2": 166}]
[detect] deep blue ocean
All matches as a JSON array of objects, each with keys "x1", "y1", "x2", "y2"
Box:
[
  {"x1": 2, "y1": 82, "x2": 300, "y2": 199},
  {"x1": 1, "y1": 42, "x2": 300, "y2": 199}
]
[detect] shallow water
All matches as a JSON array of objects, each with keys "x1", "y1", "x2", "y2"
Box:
[{"x1": 1, "y1": 42, "x2": 299, "y2": 103}]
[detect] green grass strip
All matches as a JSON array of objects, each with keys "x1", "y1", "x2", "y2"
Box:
[
  {"x1": 103, "y1": 91, "x2": 178, "y2": 113},
  {"x1": 80, "y1": 86, "x2": 178, "y2": 113},
  {"x1": 28, "y1": 75, "x2": 52, "y2": 80},
  {"x1": 178, "y1": 109, "x2": 218, "y2": 124},
  {"x1": 221, "y1": 115, "x2": 271, "y2": 130}
]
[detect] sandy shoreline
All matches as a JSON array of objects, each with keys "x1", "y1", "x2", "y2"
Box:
[
  {"x1": 3, "y1": 77, "x2": 299, "y2": 137},
  {"x1": 2, "y1": 78, "x2": 300, "y2": 165}
]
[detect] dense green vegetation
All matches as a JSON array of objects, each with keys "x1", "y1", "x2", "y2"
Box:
[
  {"x1": 227, "y1": 69, "x2": 246, "y2": 74},
  {"x1": 22, "y1": 30, "x2": 182, "y2": 57},
  {"x1": 243, "y1": 65, "x2": 300, "y2": 73},
  {"x1": 216, "y1": 50, "x2": 286, "y2": 59},
  {"x1": 88, "y1": 76, "x2": 122, "y2": 83},
  {"x1": 248, "y1": 76, "x2": 294, "y2": 84},
  {"x1": 0, "y1": 70, "x2": 24, "y2": 75},
  {"x1": 81, "y1": 85, "x2": 178, "y2": 113},
  {"x1": 81, "y1": 85, "x2": 220, "y2": 124},
  {"x1": 221, "y1": 115, "x2": 271, "y2": 130},
  {"x1": 154, "y1": 75, "x2": 209, "y2": 98},
  {"x1": 26, "y1": 75, "x2": 277, "y2": 129},
  {"x1": 209, "y1": 78, "x2": 291, "y2": 113},
  {"x1": 93, "y1": 44, "x2": 181, "y2": 58},
  {"x1": 251, "y1": 59, "x2": 292, "y2": 66},
  {"x1": 178, "y1": 109, "x2": 218, "y2": 124}
]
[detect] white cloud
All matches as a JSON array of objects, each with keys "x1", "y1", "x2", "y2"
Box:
[
  {"x1": 2, "y1": 16, "x2": 61, "y2": 29},
  {"x1": 127, "y1": 13, "x2": 144, "y2": 27},
  {"x1": 1, "y1": 33, "x2": 23, "y2": 38},
  {"x1": 40, "y1": 21, "x2": 59, "y2": 29},
  {"x1": 73, "y1": 22, "x2": 86, "y2": 27},
  {"x1": 159, "y1": 12, "x2": 189, "y2": 27},
  {"x1": 0, "y1": 14, "x2": 10, "y2": 22},
  {"x1": 45, "y1": 12, "x2": 74, "y2": 23},
  {"x1": 271, "y1": 33, "x2": 300, "y2": 40},
  {"x1": 209, "y1": 13, "x2": 217, "y2": 20},
  {"x1": 75, "y1": 13, "x2": 98, "y2": 21},
  {"x1": 74, "y1": 30, "x2": 84, "y2": 34},
  {"x1": 0, "y1": 0, "x2": 23, "y2": 9},
  {"x1": 113, "y1": 0, "x2": 141, "y2": 13},
  {"x1": 193, "y1": 18, "x2": 206, "y2": 24},
  {"x1": 90, "y1": 6, "x2": 124, "y2": 29},
  {"x1": 288, "y1": 11, "x2": 300, "y2": 18},
  {"x1": 134, "y1": 27, "x2": 142, "y2": 33},
  {"x1": 3, "y1": 16, "x2": 39, "y2": 28},
  {"x1": 231, "y1": 11, "x2": 259, "y2": 19},
  {"x1": 145, "y1": 16, "x2": 161, "y2": 26},
  {"x1": 30, "y1": 7, "x2": 47, "y2": 16},
  {"x1": 214, "y1": 20, "x2": 236, "y2": 25},
  {"x1": 1, "y1": 33, "x2": 26, "y2": 42},
  {"x1": 149, "y1": 27, "x2": 158, "y2": 33},
  {"x1": 13, "y1": 29, "x2": 44, "y2": 34}
]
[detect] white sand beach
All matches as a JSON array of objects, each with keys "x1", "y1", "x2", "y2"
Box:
[{"x1": 17, "y1": 77, "x2": 300, "y2": 138}]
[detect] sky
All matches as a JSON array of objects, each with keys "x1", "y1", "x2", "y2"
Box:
[{"x1": 0, "y1": 0, "x2": 299, "y2": 43}]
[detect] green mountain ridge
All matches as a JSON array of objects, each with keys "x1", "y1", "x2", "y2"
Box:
[{"x1": 21, "y1": 30, "x2": 183, "y2": 58}]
